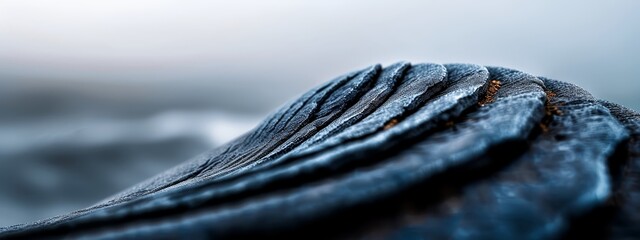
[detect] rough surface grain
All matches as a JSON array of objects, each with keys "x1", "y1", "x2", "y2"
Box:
[{"x1": 1, "y1": 62, "x2": 638, "y2": 239}]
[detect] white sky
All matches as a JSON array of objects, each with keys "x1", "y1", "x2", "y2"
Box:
[{"x1": 0, "y1": 0, "x2": 639, "y2": 110}]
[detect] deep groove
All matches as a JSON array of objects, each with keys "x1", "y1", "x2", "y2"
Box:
[
  {"x1": 199, "y1": 66, "x2": 383, "y2": 181},
  {"x1": 195, "y1": 68, "x2": 366, "y2": 179},
  {"x1": 297, "y1": 63, "x2": 410, "y2": 149},
  {"x1": 559, "y1": 137, "x2": 630, "y2": 240},
  {"x1": 539, "y1": 90, "x2": 563, "y2": 132},
  {"x1": 273, "y1": 68, "x2": 483, "y2": 164},
  {"x1": 214, "y1": 77, "x2": 452, "y2": 186},
  {"x1": 559, "y1": 101, "x2": 640, "y2": 240},
  {"x1": 249, "y1": 66, "x2": 383, "y2": 165},
  {"x1": 478, "y1": 79, "x2": 501, "y2": 106}
]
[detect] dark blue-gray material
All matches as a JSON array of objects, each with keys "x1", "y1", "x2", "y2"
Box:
[{"x1": 1, "y1": 62, "x2": 638, "y2": 240}]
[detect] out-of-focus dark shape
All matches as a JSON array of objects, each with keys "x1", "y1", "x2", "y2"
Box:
[
  {"x1": 1, "y1": 62, "x2": 638, "y2": 239},
  {"x1": 0, "y1": 109, "x2": 259, "y2": 227}
]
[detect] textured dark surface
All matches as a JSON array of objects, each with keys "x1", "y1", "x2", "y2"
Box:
[
  {"x1": 600, "y1": 101, "x2": 640, "y2": 239},
  {"x1": 1, "y1": 62, "x2": 639, "y2": 239}
]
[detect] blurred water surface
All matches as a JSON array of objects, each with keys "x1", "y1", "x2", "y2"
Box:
[{"x1": 0, "y1": 0, "x2": 638, "y2": 227}]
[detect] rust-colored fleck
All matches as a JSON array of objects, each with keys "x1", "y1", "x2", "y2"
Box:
[
  {"x1": 539, "y1": 90, "x2": 563, "y2": 132},
  {"x1": 478, "y1": 80, "x2": 501, "y2": 106},
  {"x1": 544, "y1": 91, "x2": 563, "y2": 116},
  {"x1": 384, "y1": 119, "x2": 399, "y2": 130}
]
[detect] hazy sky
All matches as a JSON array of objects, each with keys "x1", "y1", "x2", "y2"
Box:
[{"x1": 0, "y1": 0, "x2": 638, "y2": 113}]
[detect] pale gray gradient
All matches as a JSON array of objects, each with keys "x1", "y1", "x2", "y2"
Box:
[{"x1": 0, "y1": 0, "x2": 638, "y2": 115}]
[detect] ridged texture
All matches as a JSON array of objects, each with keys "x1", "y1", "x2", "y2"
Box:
[{"x1": 1, "y1": 62, "x2": 638, "y2": 240}]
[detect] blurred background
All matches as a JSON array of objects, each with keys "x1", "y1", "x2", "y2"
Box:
[{"x1": 0, "y1": 0, "x2": 638, "y2": 227}]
